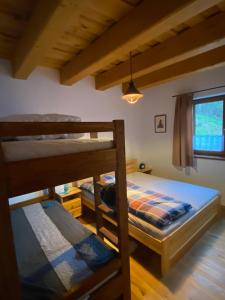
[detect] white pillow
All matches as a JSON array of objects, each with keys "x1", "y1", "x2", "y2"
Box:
[{"x1": 0, "y1": 114, "x2": 84, "y2": 140}]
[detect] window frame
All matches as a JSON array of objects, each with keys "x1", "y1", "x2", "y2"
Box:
[{"x1": 193, "y1": 94, "x2": 225, "y2": 159}]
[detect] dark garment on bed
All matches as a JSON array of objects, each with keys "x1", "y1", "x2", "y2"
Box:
[{"x1": 100, "y1": 183, "x2": 117, "y2": 211}]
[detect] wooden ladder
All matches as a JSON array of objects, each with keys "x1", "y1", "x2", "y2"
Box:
[
  {"x1": 93, "y1": 176, "x2": 118, "y2": 248},
  {"x1": 92, "y1": 120, "x2": 131, "y2": 300}
]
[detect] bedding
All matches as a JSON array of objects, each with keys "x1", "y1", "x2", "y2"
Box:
[
  {"x1": 81, "y1": 172, "x2": 220, "y2": 239},
  {"x1": 11, "y1": 201, "x2": 116, "y2": 300},
  {"x1": 0, "y1": 113, "x2": 84, "y2": 140},
  {"x1": 127, "y1": 182, "x2": 192, "y2": 228},
  {"x1": 2, "y1": 138, "x2": 113, "y2": 162},
  {"x1": 80, "y1": 175, "x2": 192, "y2": 228}
]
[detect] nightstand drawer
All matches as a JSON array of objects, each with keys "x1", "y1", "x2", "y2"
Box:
[
  {"x1": 70, "y1": 207, "x2": 82, "y2": 218},
  {"x1": 63, "y1": 198, "x2": 81, "y2": 211}
]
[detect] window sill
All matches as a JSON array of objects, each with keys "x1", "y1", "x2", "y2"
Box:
[{"x1": 194, "y1": 154, "x2": 225, "y2": 161}]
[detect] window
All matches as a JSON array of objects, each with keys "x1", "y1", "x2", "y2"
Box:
[{"x1": 193, "y1": 95, "x2": 225, "y2": 158}]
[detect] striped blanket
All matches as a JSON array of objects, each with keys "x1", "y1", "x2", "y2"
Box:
[
  {"x1": 80, "y1": 175, "x2": 192, "y2": 228},
  {"x1": 11, "y1": 201, "x2": 116, "y2": 299}
]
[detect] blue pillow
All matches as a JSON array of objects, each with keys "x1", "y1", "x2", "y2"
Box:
[
  {"x1": 75, "y1": 234, "x2": 116, "y2": 269},
  {"x1": 41, "y1": 200, "x2": 58, "y2": 209}
]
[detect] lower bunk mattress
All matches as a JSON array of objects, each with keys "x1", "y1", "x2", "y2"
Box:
[
  {"x1": 11, "y1": 201, "x2": 116, "y2": 300},
  {"x1": 81, "y1": 172, "x2": 220, "y2": 240}
]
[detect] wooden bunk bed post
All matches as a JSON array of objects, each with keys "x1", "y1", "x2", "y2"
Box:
[
  {"x1": 0, "y1": 120, "x2": 131, "y2": 299},
  {"x1": 0, "y1": 147, "x2": 21, "y2": 300},
  {"x1": 93, "y1": 174, "x2": 105, "y2": 239},
  {"x1": 48, "y1": 186, "x2": 56, "y2": 199},
  {"x1": 113, "y1": 120, "x2": 131, "y2": 300},
  {"x1": 91, "y1": 131, "x2": 105, "y2": 239},
  {"x1": 90, "y1": 132, "x2": 98, "y2": 139}
]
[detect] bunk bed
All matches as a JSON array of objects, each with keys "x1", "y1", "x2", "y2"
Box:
[
  {"x1": 81, "y1": 159, "x2": 220, "y2": 276},
  {"x1": 0, "y1": 120, "x2": 131, "y2": 300}
]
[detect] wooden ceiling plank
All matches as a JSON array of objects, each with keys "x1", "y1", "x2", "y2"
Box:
[
  {"x1": 0, "y1": 0, "x2": 36, "y2": 20},
  {"x1": 12, "y1": 0, "x2": 85, "y2": 79},
  {"x1": 217, "y1": 1, "x2": 225, "y2": 11},
  {"x1": 122, "y1": 45, "x2": 225, "y2": 90},
  {"x1": 60, "y1": 0, "x2": 223, "y2": 85},
  {"x1": 87, "y1": 0, "x2": 133, "y2": 21},
  {"x1": 96, "y1": 11, "x2": 225, "y2": 90}
]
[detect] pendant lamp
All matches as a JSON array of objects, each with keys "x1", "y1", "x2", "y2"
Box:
[{"x1": 122, "y1": 52, "x2": 143, "y2": 104}]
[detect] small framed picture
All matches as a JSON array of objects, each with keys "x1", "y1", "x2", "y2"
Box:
[{"x1": 154, "y1": 114, "x2": 167, "y2": 133}]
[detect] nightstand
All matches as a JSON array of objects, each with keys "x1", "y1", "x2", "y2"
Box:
[
  {"x1": 138, "y1": 167, "x2": 152, "y2": 175},
  {"x1": 56, "y1": 187, "x2": 82, "y2": 218}
]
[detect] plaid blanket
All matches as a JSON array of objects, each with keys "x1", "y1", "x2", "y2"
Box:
[{"x1": 80, "y1": 175, "x2": 192, "y2": 228}]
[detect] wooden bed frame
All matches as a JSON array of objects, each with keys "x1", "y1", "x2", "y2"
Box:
[
  {"x1": 0, "y1": 120, "x2": 131, "y2": 300},
  {"x1": 81, "y1": 159, "x2": 221, "y2": 276}
]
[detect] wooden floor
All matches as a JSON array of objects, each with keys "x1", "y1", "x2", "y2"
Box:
[{"x1": 80, "y1": 212, "x2": 225, "y2": 300}]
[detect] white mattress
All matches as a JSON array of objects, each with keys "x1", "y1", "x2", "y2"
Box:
[
  {"x1": 2, "y1": 138, "x2": 113, "y2": 162},
  {"x1": 82, "y1": 172, "x2": 220, "y2": 240}
]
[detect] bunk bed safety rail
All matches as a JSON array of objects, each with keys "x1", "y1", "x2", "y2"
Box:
[
  {"x1": 0, "y1": 121, "x2": 117, "y2": 198},
  {"x1": 0, "y1": 121, "x2": 114, "y2": 137}
]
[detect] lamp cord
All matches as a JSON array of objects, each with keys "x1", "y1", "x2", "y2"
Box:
[{"x1": 130, "y1": 51, "x2": 133, "y2": 81}]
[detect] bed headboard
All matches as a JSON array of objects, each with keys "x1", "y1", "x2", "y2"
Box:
[
  {"x1": 126, "y1": 159, "x2": 138, "y2": 174},
  {"x1": 89, "y1": 131, "x2": 138, "y2": 174}
]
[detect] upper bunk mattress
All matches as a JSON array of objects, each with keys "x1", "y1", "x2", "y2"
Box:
[
  {"x1": 2, "y1": 138, "x2": 113, "y2": 162},
  {"x1": 82, "y1": 172, "x2": 220, "y2": 240}
]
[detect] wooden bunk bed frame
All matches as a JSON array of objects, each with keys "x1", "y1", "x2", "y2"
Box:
[
  {"x1": 82, "y1": 159, "x2": 221, "y2": 276},
  {"x1": 0, "y1": 120, "x2": 131, "y2": 300}
]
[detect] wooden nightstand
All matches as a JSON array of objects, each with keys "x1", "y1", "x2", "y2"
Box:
[
  {"x1": 138, "y1": 167, "x2": 152, "y2": 175},
  {"x1": 56, "y1": 187, "x2": 82, "y2": 218}
]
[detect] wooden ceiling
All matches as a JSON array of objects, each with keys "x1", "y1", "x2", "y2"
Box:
[{"x1": 0, "y1": 0, "x2": 225, "y2": 90}]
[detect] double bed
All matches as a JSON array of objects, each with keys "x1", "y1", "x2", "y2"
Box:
[{"x1": 81, "y1": 160, "x2": 220, "y2": 276}]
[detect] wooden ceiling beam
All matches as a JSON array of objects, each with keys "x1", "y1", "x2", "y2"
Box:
[
  {"x1": 13, "y1": 0, "x2": 83, "y2": 79},
  {"x1": 122, "y1": 45, "x2": 225, "y2": 91},
  {"x1": 96, "y1": 12, "x2": 225, "y2": 90},
  {"x1": 60, "y1": 0, "x2": 222, "y2": 85}
]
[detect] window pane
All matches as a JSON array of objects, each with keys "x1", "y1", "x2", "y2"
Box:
[{"x1": 193, "y1": 100, "x2": 224, "y2": 152}]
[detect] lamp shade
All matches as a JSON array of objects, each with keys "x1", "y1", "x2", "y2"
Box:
[{"x1": 122, "y1": 80, "x2": 143, "y2": 104}]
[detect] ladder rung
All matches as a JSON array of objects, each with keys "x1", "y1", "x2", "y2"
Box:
[
  {"x1": 99, "y1": 227, "x2": 118, "y2": 246},
  {"x1": 96, "y1": 180, "x2": 108, "y2": 187},
  {"x1": 98, "y1": 203, "x2": 114, "y2": 214}
]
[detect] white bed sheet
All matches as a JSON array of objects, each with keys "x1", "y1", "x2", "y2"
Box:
[
  {"x1": 2, "y1": 138, "x2": 113, "y2": 162},
  {"x1": 82, "y1": 172, "x2": 220, "y2": 240},
  {"x1": 127, "y1": 172, "x2": 219, "y2": 211}
]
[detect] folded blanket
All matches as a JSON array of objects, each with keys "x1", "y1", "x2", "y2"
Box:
[{"x1": 80, "y1": 176, "x2": 192, "y2": 228}]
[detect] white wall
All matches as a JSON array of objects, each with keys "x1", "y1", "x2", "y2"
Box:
[
  {"x1": 0, "y1": 59, "x2": 143, "y2": 159},
  {"x1": 0, "y1": 58, "x2": 143, "y2": 203},
  {"x1": 141, "y1": 65, "x2": 225, "y2": 204},
  {"x1": 1, "y1": 58, "x2": 225, "y2": 205}
]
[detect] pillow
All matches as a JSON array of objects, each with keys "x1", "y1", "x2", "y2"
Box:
[
  {"x1": 0, "y1": 114, "x2": 84, "y2": 140},
  {"x1": 75, "y1": 234, "x2": 116, "y2": 269},
  {"x1": 41, "y1": 200, "x2": 58, "y2": 209}
]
